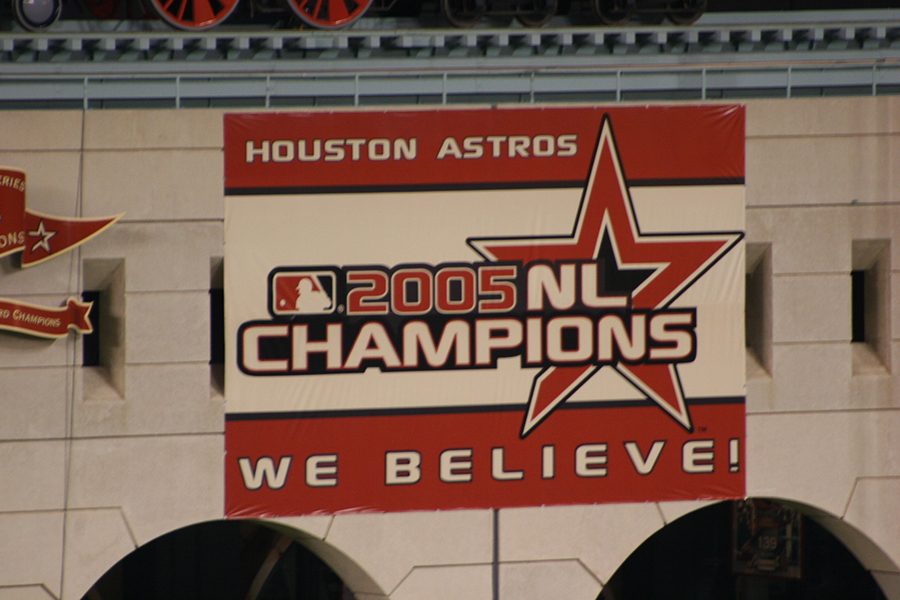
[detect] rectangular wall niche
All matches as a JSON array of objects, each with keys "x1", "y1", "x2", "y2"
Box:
[
  {"x1": 851, "y1": 240, "x2": 891, "y2": 374},
  {"x1": 210, "y1": 257, "x2": 224, "y2": 394},
  {"x1": 745, "y1": 243, "x2": 772, "y2": 377},
  {"x1": 82, "y1": 258, "x2": 126, "y2": 398}
]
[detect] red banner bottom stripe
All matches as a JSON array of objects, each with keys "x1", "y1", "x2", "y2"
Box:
[{"x1": 225, "y1": 401, "x2": 745, "y2": 518}]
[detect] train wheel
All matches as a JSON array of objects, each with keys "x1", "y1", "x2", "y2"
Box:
[
  {"x1": 12, "y1": 0, "x2": 62, "y2": 30},
  {"x1": 592, "y1": 0, "x2": 630, "y2": 25},
  {"x1": 516, "y1": 0, "x2": 557, "y2": 27},
  {"x1": 667, "y1": 0, "x2": 706, "y2": 25},
  {"x1": 440, "y1": 0, "x2": 485, "y2": 28},
  {"x1": 285, "y1": 0, "x2": 372, "y2": 29},
  {"x1": 79, "y1": 0, "x2": 118, "y2": 19},
  {"x1": 148, "y1": 0, "x2": 239, "y2": 29}
]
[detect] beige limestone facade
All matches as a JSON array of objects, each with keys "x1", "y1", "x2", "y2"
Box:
[{"x1": 0, "y1": 96, "x2": 897, "y2": 599}]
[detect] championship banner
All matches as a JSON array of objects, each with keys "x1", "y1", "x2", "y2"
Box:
[
  {"x1": 224, "y1": 106, "x2": 746, "y2": 518},
  {"x1": 0, "y1": 167, "x2": 119, "y2": 339},
  {"x1": 0, "y1": 167, "x2": 120, "y2": 268},
  {"x1": 0, "y1": 297, "x2": 92, "y2": 338}
]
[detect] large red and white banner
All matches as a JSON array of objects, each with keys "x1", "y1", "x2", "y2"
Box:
[{"x1": 224, "y1": 106, "x2": 745, "y2": 518}]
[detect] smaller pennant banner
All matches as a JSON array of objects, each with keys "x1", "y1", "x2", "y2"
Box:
[
  {"x1": 21, "y1": 210, "x2": 120, "y2": 267},
  {"x1": 0, "y1": 166, "x2": 121, "y2": 268},
  {"x1": 0, "y1": 297, "x2": 92, "y2": 338}
]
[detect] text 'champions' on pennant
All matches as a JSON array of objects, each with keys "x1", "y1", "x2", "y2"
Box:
[{"x1": 0, "y1": 297, "x2": 92, "y2": 338}]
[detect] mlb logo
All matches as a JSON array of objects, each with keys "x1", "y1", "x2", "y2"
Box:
[{"x1": 271, "y1": 270, "x2": 337, "y2": 316}]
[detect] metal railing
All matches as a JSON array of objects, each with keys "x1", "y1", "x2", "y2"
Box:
[
  {"x1": 2, "y1": 62, "x2": 896, "y2": 109},
  {"x1": 1, "y1": 10, "x2": 897, "y2": 108}
]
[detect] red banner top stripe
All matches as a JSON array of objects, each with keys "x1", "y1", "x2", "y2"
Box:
[{"x1": 224, "y1": 106, "x2": 745, "y2": 191}]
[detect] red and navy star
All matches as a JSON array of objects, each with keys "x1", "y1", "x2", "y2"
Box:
[{"x1": 468, "y1": 117, "x2": 742, "y2": 438}]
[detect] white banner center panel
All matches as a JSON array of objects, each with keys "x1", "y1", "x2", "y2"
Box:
[{"x1": 223, "y1": 106, "x2": 746, "y2": 517}]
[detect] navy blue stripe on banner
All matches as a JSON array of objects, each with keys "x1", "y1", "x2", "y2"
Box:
[
  {"x1": 628, "y1": 177, "x2": 745, "y2": 187},
  {"x1": 225, "y1": 396, "x2": 745, "y2": 422},
  {"x1": 224, "y1": 177, "x2": 744, "y2": 197}
]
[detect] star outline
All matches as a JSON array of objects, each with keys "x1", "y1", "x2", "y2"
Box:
[
  {"x1": 28, "y1": 220, "x2": 56, "y2": 254},
  {"x1": 466, "y1": 115, "x2": 744, "y2": 438}
]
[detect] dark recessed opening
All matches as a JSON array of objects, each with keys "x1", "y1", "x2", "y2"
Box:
[
  {"x1": 744, "y1": 244, "x2": 771, "y2": 373},
  {"x1": 598, "y1": 499, "x2": 887, "y2": 600},
  {"x1": 82, "y1": 290, "x2": 101, "y2": 367},
  {"x1": 851, "y1": 270, "x2": 866, "y2": 343},
  {"x1": 744, "y1": 272, "x2": 753, "y2": 347},
  {"x1": 210, "y1": 288, "x2": 224, "y2": 365},
  {"x1": 84, "y1": 521, "x2": 353, "y2": 600}
]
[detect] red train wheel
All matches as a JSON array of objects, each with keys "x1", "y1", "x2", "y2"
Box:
[
  {"x1": 285, "y1": 0, "x2": 373, "y2": 29},
  {"x1": 593, "y1": 0, "x2": 630, "y2": 25},
  {"x1": 80, "y1": 0, "x2": 118, "y2": 19},
  {"x1": 516, "y1": 0, "x2": 558, "y2": 27},
  {"x1": 667, "y1": 0, "x2": 706, "y2": 25},
  {"x1": 148, "y1": 0, "x2": 239, "y2": 30},
  {"x1": 440, "y1": 0, "x2": 485, "y2": 28}
]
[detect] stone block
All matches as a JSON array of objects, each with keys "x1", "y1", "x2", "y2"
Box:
[
  {"x1": 73, "y1": 363, "x2": 223, "y2": 437},
  {"x1": 84, "y1": 109, "x2": 225, "y2": 150},
  {"x1": 81, "y1": 221, "x2": 222, "y2": 292},
  {"x1": 125, "y1": 291, "x2": 209, "y2": 364},
  {"x1": 325, "y1": 510, "x2": 492, "y2": 596},
  {"x1": 500, "y1": 560, "x2": 600, "y2": 600},
  {"x1": 769, "y1": 343, "x2": 854, "y2": 412},
  {"x1": 499, "y1": 504, "x2": 663, "y2": 586},
  {"x1": 843, "y1": 478, "x2": 900, "y2": 572},
  {"x1": 0, "y1": 512, "x2": 63, "y2": 598},
  {"x1": 392, "y1": 564, "x2": 491, "y2": 600},
  {"x1": 0, "y1": 111, "x2": 83, "y2": 150},
  {"x1": 62, "y1": 508, "x2": 136, "y2": 600},
  {"x1": 0, "y1": 366, "x2": 67, "y2": 439},
  {"x1": 82, "y1": 149, "x2": 223, "y2": 221},
  {"x1": 766, "y1": 206, "x2": 850, "y2": 274},
  {"x1": 746, "y1": 411, "x2": 898, "y2": 518},
  {"x1": 0, "y1": 253, "x2": 76, "y2": 297},
  {"x1": 0, "y1": 441, "x2": 65, "y2": 512},
  {"x1": 772, "y1": 274, "x2": 850, "y2": 343},
  {"x1": 0, "y1": 151, "x2": 81, "y2": 216},
  {"x1": 747, "y1": 134, "x2": 899, "y2": 206},
  {"x1": 66, "y1": 435, "x2": 223, "y2": 545},
  {"x1": 746, "y1": 97, "x2": 899, "y2": 138}
]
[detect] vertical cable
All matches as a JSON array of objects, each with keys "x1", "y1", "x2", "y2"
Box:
[
  {"x1": 492, "y1": 508, "x2": 499, "y2": 600},
  {"x1": 58, "y1": 105, "x2": 87, "y2": 600}
]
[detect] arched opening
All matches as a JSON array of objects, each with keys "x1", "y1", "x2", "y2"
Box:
[
  {"x1": 598, "y1": 499, "x2": 889, "y2": 600},
  {"x1": 84, "y1": 520, "x2": 357, "y2": 600}
]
